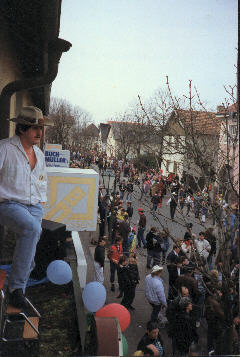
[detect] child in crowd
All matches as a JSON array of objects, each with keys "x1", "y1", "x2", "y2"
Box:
[
  {"x1": 159, "y1": 230, "x2": 170, "y2": 264},
  {"x1": 128, "y1": 226, "x2": 137, "y2": 253},
  {"x1": 201, "y1": 201, "x2": 208, "y2": 223}
]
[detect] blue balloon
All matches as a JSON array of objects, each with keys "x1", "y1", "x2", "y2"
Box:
[
  {"x1": 46, "y1": 260, "x2": 72, "y2": 285},
  {"x1": 82, "y1": 282, "x2": 106, "y2": 312}
]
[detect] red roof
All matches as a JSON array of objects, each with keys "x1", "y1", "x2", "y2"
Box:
[{"x1": 175, "y1": 109, "x2": 222, "y2": 135}]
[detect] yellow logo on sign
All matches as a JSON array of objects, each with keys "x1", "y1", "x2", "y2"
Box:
[{"x1": 44, "y1": 176, "x2": 96, "y2": 226}]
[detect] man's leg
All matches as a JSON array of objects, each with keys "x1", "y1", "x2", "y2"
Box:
[
  {"x1": 110, "y1": 261, "x2": 117, "y2": 291},
  {"x1": 150, "y1": 304, "x2": 161, "y2": 321},
  {"x1": 207, "y1": 254, "x2": 213, "y2": 270},
  {"x1": 128, "y1": 286, "x2": 136, "y2": 307},
  {"x1": 121, "y1": 289, "x2": 130, "y2": 308},
  {"x1": 162, "y1": 250, "x2": 167, "y2": 264},
  {"x1": 153, "y1": 251, "x2": 161, "y2": 266},
  {"x1": 171, "y1": 205, "x2": 177, "y2": 219},
  {"x1": 147, "y1": 250, "x2": 153, "y2": 268},
  {"x1": 153, "y1": 204, "x2": 157, "y2": 218},
  {"x1": 140, "y1": 228, "x2": 146, "y2": 247},
  {"x1": 122, "y1": 287, "x2": 135, "y2": 309},
  {"x1": 94, "y1": 261, "x2": 104, "y2": 284},
  {"x1": 196, "y1": 292, "x2": 205, "y2": 325},
  {"x1": 0, "y1": 201, "x2": 42, "y2": 293},
  {"x1": 137, "y1": 229, "x2": 141, "y2": 248}
]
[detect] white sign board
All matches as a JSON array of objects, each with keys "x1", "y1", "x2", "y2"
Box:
[
  {"x1": 45, "y1": 149, "x2": 70, "y2": 168},
  {"x1": 44, "y1": 167, "x2": 99, "y2": 231},
  {"x1": 45, "y1": 143, "x2": 62, "y2": 150}
]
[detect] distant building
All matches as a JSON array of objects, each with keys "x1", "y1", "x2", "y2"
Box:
[
  {"x1": 216, "y1": 103, "x2": 238, "y2": 203},
  {"x1": 106, "y1": 121, "x2": 150, "y2": 159},
  {"x1": 82, "y1": 123, "x2": 100, "y2": 150},
  {"x1": 99, "y1": 123, "x2": 111, "y2": 153},
  {"x1": 163, "y1": 109, "x2": 222, "y2": 187}
]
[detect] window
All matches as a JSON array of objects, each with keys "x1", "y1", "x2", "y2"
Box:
[
  {"x1": 173, "y1": 161, "x2": 178, "y2": 174},
  {"x1": 169, "y1": 162, "x2": 174, "y2": 173},
  {"x1": 227, "y1": 125, "x2": 238, "y2": 144},
  {"x1": 166, "y1": 160, "x2": 170, "y2": 171},
  {"x1": 229, "y1": 125, "x2": 238, "y2": 136}
]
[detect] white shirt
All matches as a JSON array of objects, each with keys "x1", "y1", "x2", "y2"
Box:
[
  {"x1": 0, "y1": 135, "x2": 47, "y2": 205},
  {"x1": 181, "y1": 242, "x2": 192, "y2": 259},
  {"x1": 195, "y1": 238, "x2": 211, "y2": 259},
  {"x1": 145, "y1": 274, "x2": 167, "y2": 306}
]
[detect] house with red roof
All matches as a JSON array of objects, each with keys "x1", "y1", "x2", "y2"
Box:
[{"x1": 163, "y1": 109, "x2": 222, "y2": 189}]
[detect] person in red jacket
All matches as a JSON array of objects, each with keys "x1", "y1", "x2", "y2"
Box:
[{"x1": 108, "y1": 237, "x2": 123, "y2": 292}]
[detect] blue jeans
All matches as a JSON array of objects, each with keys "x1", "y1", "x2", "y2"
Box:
[
  {"x1": 207, "y1": 254, "x2": 213, "y2": 270},
  {"x1": 127, "y1": 192, "x2": 132, "y2": 201},
  {"x1": 153, "y1": 204, "x2": 158, "y2": 217},
  {"x1": 0, "y1": 201, "x2": 43, "y2": 293},
  {"x1": 147, "y1": 250, "x2": 161, "y2": 267},
  {"x1": 137, "y1": 227, "x2": 146, "y2": 247},
  {"x1": 196, "y1": 292, "x2": 205, "y2": 322}
]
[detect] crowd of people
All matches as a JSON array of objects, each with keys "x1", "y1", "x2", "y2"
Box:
[
  {"x1": 89, "y1": 154, "x2": 239, "y2": 356},
  {"x1": 1, "y1": 105, "x2": 238, "y2": 356}
]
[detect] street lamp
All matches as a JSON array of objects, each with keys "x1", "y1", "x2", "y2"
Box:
[
  {"x1": 99, "y1": 167, "x2": 117, "y2": 244},
  {"x1": 101, "y1": 168, "x2": 115, "y2": 196}
]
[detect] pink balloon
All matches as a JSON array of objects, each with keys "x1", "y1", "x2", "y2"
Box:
[{"x1": 95, "y1": 303, "x2": 130, "y2": 331}]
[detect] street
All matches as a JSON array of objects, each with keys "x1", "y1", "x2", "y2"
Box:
[{"x1": 81, "y1": 176, "x2": 210, "y2": 356}]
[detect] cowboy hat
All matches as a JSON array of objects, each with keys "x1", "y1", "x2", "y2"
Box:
[
  {"x1": 8, "y1": 106, "x2": 54, "y2": 126},
  {"x1": 151, "y1": 265, "x2": 163, "y2": 274}
]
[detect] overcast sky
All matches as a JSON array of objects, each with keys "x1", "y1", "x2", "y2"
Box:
[{"x1": 51, "y1": 0, "x2": 238, "y2": 124}]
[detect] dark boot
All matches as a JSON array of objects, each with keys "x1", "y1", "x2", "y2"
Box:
[
  {"x1": 128, "y1": 305, "x2": 135, "y2": 311},
  {"x1": 8, "y1": 289, "x2": 27, "y2": 309}
]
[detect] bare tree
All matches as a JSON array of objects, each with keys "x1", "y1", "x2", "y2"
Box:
[
  {"x1": 71, "y1": 107, "x2": 93, "y2": 150},
  {"x1": 46, "y1": 97, "x2": 93, "y2": 151},
  {"x1": 133, "y1": 76, "x2": 239, "y2": 354}
]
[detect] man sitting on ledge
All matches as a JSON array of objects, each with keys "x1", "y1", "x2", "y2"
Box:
[{"x1": 0, "y1": 106, "x2": 53, "y2": 308}]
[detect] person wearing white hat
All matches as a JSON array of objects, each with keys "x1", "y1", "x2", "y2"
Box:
[
  {"x1": 145, "y1": 265, "x2": 167, "y2": 322},
  {"x1": 0, "y1": 106, "x2": 53, "y2": 309}
]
